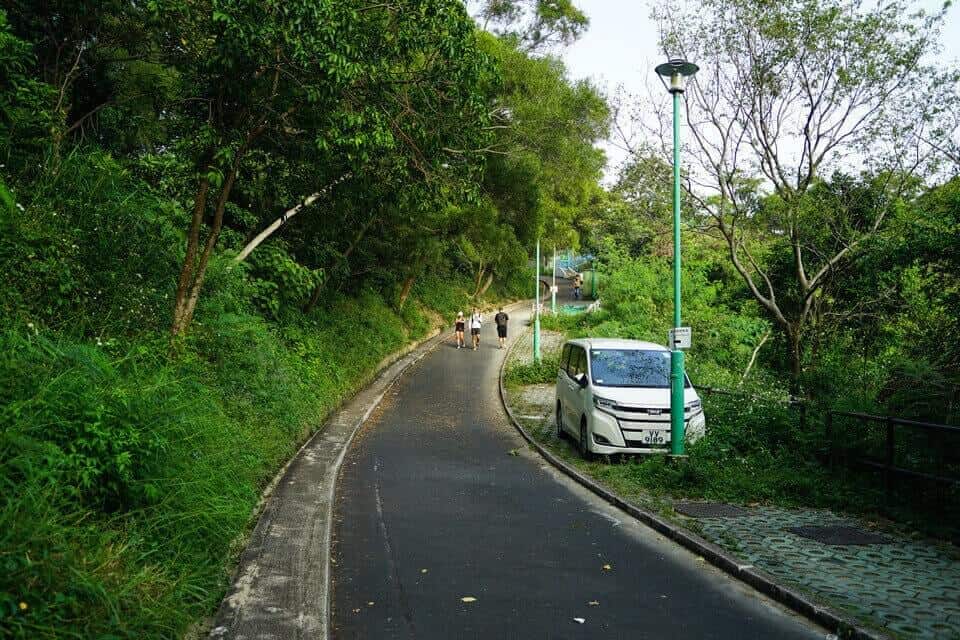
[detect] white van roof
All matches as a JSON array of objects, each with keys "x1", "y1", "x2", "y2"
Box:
[{"x1": 566, "y1": 338, "x2": 667, "y2": 352}]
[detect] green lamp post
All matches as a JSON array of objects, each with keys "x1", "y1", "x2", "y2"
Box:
[
  {"x1": 655, "y1": 57, "x2": 698, "y2": 457},
  {"x1": 533, "y1": 238, "x2": 541, "y2": 362},
  {"x1": 551, "y1": 246, "x2": 557, "y2": 315}
]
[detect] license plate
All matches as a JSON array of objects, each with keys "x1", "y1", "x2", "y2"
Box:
[{"x1": 632, "y1": 430, "x2": 670, "y2": 445}]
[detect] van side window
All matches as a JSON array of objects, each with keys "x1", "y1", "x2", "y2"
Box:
[
  {"x1": 574, "y1": 348, "x2": 587, "y2": 378},
  {"x1": 560, "y1": 344, "x2": 571, "y2": 373},
  {"x1": 567, "y1": 346, "x2": 583, "y2": 378},
  {"x1": 578, "y1": 348, "x2": 589, "y2": 378}
]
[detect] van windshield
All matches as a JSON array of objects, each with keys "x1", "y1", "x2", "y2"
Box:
[{"x1": 590, "y1": 349, "x2": 689, "y2": 388}]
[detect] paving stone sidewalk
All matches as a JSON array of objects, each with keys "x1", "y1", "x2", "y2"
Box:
[
  {"x1": 504, "y1": 336, "x2": 960, "y2": 640},
  {"x1": 688, "y1": 507, "x2": 960, "y2": 639}
]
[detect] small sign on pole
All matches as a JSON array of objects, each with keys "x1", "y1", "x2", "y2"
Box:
[
  {"x1": 669, "y1": 327, "x2": 692, "y2": 349},
  {"x1": 550, "y1": 285, "x2": 559, "y2": 293}
]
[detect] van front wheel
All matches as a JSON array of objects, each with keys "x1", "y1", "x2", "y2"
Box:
[
  {"x1": 579, "y1": 418, "x2": 593, "y2": 461},
  {"x1": 556, "y1": 403, "x2": 564, "y2": 439}
]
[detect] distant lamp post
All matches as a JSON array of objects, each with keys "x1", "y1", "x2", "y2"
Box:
[
  {"x1": 655, "y1": 57, "x2": 698, "y2": 457},
  {"x1": 533, "y1": 238, "x2": 541, "y2": 362},
  {"x1": 551, "y1": 246, "x2": 557, "y2": 315}
]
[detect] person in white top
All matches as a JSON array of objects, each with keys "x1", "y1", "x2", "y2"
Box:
[{"x1": 469, "y1": 308, "x2": 482, "y2": 351}]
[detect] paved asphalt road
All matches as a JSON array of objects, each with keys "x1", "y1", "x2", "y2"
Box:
[{"x1": 331, "y1": 291, "x2": 824, "y2": 639}]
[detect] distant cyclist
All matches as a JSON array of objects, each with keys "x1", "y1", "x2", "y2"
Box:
[
  {"x1": 454, "y1": 311, "x2": 466, "y2": 349},
  {"x1": 469, "y1": 308, "x2": 482, "y2": 350},
  {"x1": 494, "y1": 307, "x2": 509, "y2": 349}
]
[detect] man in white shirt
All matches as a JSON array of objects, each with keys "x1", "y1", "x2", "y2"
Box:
[{"x1": 469, "y1": 308, "x2": 482, "y2": 351}]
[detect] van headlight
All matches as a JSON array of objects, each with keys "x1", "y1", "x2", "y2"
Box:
[
  {"x1": 684, "y1": 400, "x2": 702, "y2": 412},
  {"x1": 593, "y1": 396, "x2": 617, "y2": 411}
]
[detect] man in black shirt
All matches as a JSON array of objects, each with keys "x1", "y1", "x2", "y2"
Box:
[{"x1": 494, "y1": 307, "x2": 509, "y2": 349}]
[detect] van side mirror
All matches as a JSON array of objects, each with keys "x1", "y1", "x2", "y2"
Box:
[{"x1": 576, "y1": 373, "x2": 589, "y2": 389}]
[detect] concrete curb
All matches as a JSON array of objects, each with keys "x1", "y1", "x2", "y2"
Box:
[{"x1": 497, "y1": 328, "x2": 888, "y2": 640}]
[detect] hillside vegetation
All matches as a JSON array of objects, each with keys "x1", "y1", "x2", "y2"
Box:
[{"x1": 0, "y1": 1, "x2": 607, "y2": 636}]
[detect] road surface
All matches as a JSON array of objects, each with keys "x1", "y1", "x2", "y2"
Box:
[{"x1": 331, "y1": 291, "x2": 823, "y2": 639}]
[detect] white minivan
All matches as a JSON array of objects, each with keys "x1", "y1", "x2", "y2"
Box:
[{"x1": 555, "y1": 338, "x2": 706, "y2": 458}]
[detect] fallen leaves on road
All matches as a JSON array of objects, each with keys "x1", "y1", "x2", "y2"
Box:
[
  {"x1": 420, "y1": 568, "x2": 428, "y2": 574},
  {"x1": 588, "y1": 601, "x2": 599, "y2": 606},
  {"x1": 461, "y1": 596, "x2": 477, "y2": 603},
  {"x1": 367, "y1": 601, "x2": 375, "y2": 606},
  {"x1": 573, "y1": 618, "x2": 586, "y2": 624},
  {"x1": 352, "y1": 608, "x2": 361, "y2": 614},
  {"x1": 508, "y1": 448, "x2": 520, "y2": 456},
  {"x1": 601, "y1": 564, "x2": 612, "y2": 571}
]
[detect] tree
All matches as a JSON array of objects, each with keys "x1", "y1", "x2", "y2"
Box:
[
  {"x1": 590, "y1": 149, "x2": 675, "y2": 257},
  {"x1": 152, "y1": 0, "x2": 492, "y2": 335},
  {"x1": 478, "y1": 35, "x2": 608, "y2": 262},
  {"x1": 471, "y1": 0, "x2": 589, "y2": 52},
  {"x1": 647, "y1": 0, "x2": 960, "y2": 391}
]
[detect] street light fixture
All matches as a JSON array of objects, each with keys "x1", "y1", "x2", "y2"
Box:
[{"x1": 655, "y1": 57, "x2": 698, "y2": 457}]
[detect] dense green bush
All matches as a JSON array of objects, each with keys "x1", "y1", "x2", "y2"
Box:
[
  {"x1": 504, "y1": 354, "x2": 560, "y2": 386},
  {"x1": 0, "y1": 151, "x2": 183, "y2": 335}
]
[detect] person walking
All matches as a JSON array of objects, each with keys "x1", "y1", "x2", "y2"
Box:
[
  {"x1": 469, "y1": 308, "x2": 482, "y2": 351},
  {"x1": 494, "y1": 307, "x2": 509, "y2": 349},
  {"x1": 573, "y1": 273, "x2": 582, "y2": 300},
  {"x1": 454, "y1": 311, "x2": 466, "y2": 349}
]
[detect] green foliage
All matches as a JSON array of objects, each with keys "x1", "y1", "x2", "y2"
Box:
[
  {"x1": 0, "y1": 151, "x2": 182, "y2": 335},
  {"x1": 546, "y1": 168, "x2": 959, "y2": 533},
  {"x1": 480, "y1": 34, "x2": 609, "y2": 251},
  {"x1": 474, "y1": 0, "x2": 589, "y2": 51},
  {"x1": 505, "y1": 354, "x2": 560, "y2": 386},
  {"x1": 554, "y1": 243, "x2": 770, "y2": 389},
  {"x1": 0, "y1": 0, "x2": 664, "y2": 635},
  {"x1": 247, "y1": 244, "x2": 324, "y2": 318},
  {"x1": 0, "y1": 10, "x2": 57, "y2": 173},
  {"x1": 0, "y1": 270, "x2": 462, "y2": 638}
]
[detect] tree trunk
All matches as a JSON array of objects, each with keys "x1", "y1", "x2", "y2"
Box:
[
  {"x1": 233, "y1": 192, "x2": 320, "y2": 264},
  {"x1": 787, "y1": 326, "x2": 803, "y2": 396},
  {"x1": 471, "y1": 264, "x2": 486, "y2": 297},
  {"x1": 476, "y1": 272, "x2": 494, "y2": 298},
  {"x1": 397, "y1": 274, "x2": 416, "y2": 311},
  {"x1": 303, "y1": 213, "x2": 377, "y2": 314},
  {"x1": 171, "y1": 166, "x2": 238, "y2": 336},
  {"x1": 233, "y1": 172, "x2": 352, "y2": 264},
  {"x1": 171, "y1": 175, "x2": 210, "y2": 336}
]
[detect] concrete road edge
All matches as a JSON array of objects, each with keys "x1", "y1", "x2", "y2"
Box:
[{"x1": 497, "y1": 326, "x2": 887, "y2": 640}]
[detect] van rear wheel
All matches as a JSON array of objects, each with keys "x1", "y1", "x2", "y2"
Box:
[{"x1": 555, "y1": 403, "x2": 564, "y2": 439}]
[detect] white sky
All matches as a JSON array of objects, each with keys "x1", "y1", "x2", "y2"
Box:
[{"x1": 559, "y1": 0, "x2": 960, "y2": 180}]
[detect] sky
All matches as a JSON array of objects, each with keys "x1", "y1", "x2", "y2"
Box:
[{"x1": 559, "y1": 0, "x2": 960, "y2": 180}]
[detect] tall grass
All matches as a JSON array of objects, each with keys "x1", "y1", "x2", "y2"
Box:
[{"x1": 0, "y1": 277, "x2": 480, "y2": 637}]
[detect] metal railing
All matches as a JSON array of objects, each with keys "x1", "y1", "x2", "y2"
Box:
[
  {"x1": 694, "y1": 386, "x2": 959, "y2": 507},
  {"x1": 825, "y1": 410, "x2": 960, "y2": 503}
]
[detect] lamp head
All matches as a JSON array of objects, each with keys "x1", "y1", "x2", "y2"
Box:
[{"x1": 655, "y1": 58, "x2": 699, "y2": 94}]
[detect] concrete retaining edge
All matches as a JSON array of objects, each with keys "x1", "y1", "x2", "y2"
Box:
[{"x1": 497, "y1": 326, "x2": 888, "y2": 640}]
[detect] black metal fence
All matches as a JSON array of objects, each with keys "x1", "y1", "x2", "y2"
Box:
[
  {"x1": 694, "y1": 385, "x2": 960, "y2": 509},
  {"x1": 825, "y1": 410, "x2": 960, "y2": 504}
]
